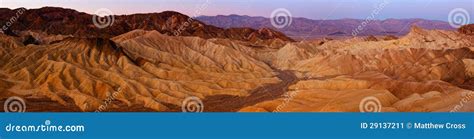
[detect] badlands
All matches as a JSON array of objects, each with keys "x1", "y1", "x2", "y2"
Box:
[{"x1": 0, "y1": 7, "x2": 473, "y2": 112}]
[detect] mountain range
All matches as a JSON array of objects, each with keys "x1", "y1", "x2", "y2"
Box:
[
  {"x1": 0, "y1": 7, "x2": 457, "y2": 41},
  {"x1": 0, "y1": 7, "x2": 293, "y2": 42},
  {"x1": 197, "y1": 15, "x2": 455, "y2": 39}
]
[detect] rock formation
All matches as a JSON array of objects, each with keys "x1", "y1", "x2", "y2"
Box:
[{"x1": 1, "y1": 8, "x2": 473, "y2": 112}]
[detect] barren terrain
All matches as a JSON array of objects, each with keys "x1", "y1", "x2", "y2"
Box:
[{"x1": 1, "y1": 7, "x2": 473, "y2": 112}]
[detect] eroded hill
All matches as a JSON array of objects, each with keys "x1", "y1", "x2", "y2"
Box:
[{"x1": 1, "y1": 8, "x2": 473, "y2": 112}]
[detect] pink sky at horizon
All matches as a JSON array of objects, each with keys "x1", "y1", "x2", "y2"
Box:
[{"x1": 1, "y1": 0, "x2": 473, "y2": 22}]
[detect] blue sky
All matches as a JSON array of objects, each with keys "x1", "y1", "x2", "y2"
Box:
[{"x1": 1, "y1": 0, "x2": 473, "y2": 22}]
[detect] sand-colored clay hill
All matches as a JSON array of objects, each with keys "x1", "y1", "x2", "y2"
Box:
[
  {"x1": 239, "y1": 25, "x2": 474, "y2": 112},
  {"x1": 0, "y1": 28, "x2": 286, "y2": 111}
]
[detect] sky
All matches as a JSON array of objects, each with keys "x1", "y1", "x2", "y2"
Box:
[{"x1": 1, "y1": 0, "x2": 473, "y2": 22}]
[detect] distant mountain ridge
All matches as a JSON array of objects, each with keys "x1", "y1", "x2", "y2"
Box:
[
  {"x1": 0, "y1": 7, "x2": 293, "y2": 42},
  {"x1": 197, "y1": 15, "x2": 455, "y2": 39}
]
